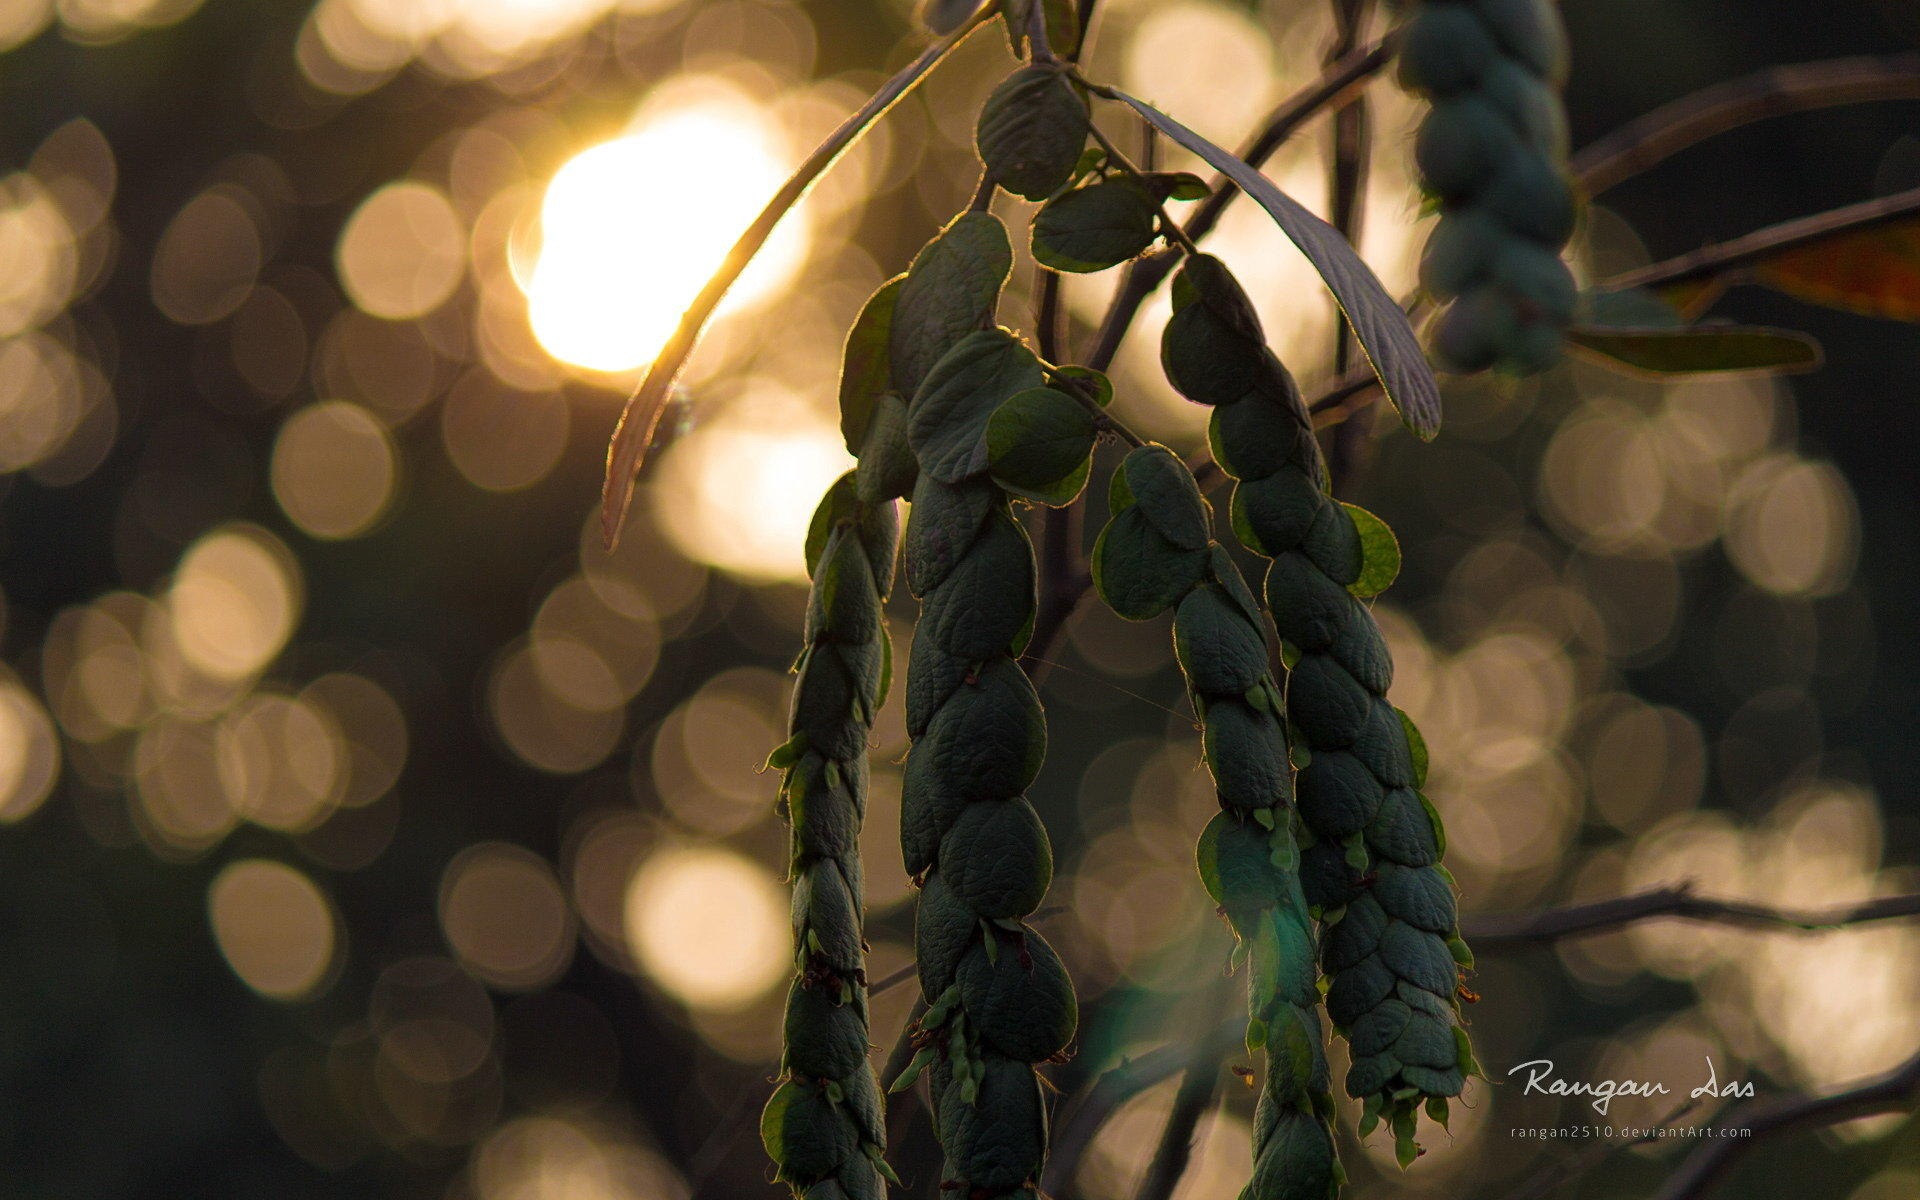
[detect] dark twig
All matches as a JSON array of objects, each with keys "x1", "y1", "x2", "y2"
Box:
[
  {"x1": 1651, "y1": 1049, "x2": 1920, "y2": 1200},
  {"x1": 1603, "y1": 183, "x2": 1920, "y2": 295},
  {"x1": 1132, "y1": 977, "x2": 1240, "y2": 1200},
  {"x1": 1463, "y1": 883, "x2": 1920, "y2": 946},
  {"x1": 1039, "y1": 1017, "x2": 1245, "y2": 1195},
  {"x1": 1574, "y1": 54, "x2": 1920, "y2": 195},
  {"x1": 1323, "y1": 0, "x2": 1378, "y2": 498}
]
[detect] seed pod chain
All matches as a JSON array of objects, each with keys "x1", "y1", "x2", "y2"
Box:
[
  {"x1": 890, "y1": 211, "x2": 1078, "y2": 1199},
  {"x1": 1401, "y1": 0, "x2": 1579, "y2": 374},
  {"x1": 1163, "y1": 254, "x2": 1477, "y2": 1167},
  {"x1": 1092, "y1": 443, "x2": 1341, "y2": 1200}
]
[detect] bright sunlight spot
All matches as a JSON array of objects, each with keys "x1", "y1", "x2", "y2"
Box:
[{"x1": 524, "y1": 80, "x2": 804, "y2": 374}]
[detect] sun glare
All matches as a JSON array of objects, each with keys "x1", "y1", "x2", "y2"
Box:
[{"x1": 525, "y1": 86, "x2": 803, "y2": 374}]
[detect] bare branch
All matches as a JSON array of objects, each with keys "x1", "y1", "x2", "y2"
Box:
[
  {"x1": 1039, "y1": 1017, "x2": 1243, "y2": 1195},
  {"x1": 1464, "y1": 884, "x2": 1920, "y2": 946},
  {"x1": 1574, "y1": 54, "x2": 1920, "y2": 196},
  {"x1": 1603, "y1": 183, "x2": 1920, "y2": 295},
  {"x1": 1652, "y1": 1049, "x2": 1920, "y2": 1200},
  {"x1": 1132, "y1": 978, "x2": 1240, "y2": 1200}
]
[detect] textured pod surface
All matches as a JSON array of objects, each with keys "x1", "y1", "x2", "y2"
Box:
[
  {"x1": 1165, "y1": 258, "x2": 1475, "y2": 1167},
  {"x1": 764, "y1": 456, "x2": 905, "y2": 1196},
  {"x1": 1093, "y1": 443, "x2": 1340, "y2": 1200},
  {"x1": 1401, "y1": 0, "x2": 1578, "y2": 376},
  {"x1": 894, "y1": 212, "x2": 1074, "y2": 1200}
]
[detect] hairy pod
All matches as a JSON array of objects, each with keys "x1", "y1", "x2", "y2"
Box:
[
  {"x1": 1400, "y1": 0, "x2": 1578, "y2": 376},
  {"x1": 1094, "y1": 443, "x2": 1340, "y2": 1200},
  {"x1": 893, "y1": 212, "x2": 1076, "y2": 1199},
  {"x1": 1163, "y1": 257, "x2": 1476, "y2": 1167}
]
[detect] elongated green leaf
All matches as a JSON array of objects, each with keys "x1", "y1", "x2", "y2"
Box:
[
  {"x1": 1566, "y1": 324, "x2": 1822, "y2": 376},
  {"x1": 1108, "y1": 89, "x2": 1444, "y2": 440}
]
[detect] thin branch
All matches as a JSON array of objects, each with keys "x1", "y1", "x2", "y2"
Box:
[
  {"x1": 597, "y1": 6, "x2": 994, "y2": 546},
  {"x1": 1463, "y1": 884, "x2": 1920, "y2": 946},
  {"x1": 1574, "y1": 54, "x2": 1920, "y2": 195},
  {"x1": 1603, "y1": 183, "x2": 1920, "y2": 295},
  {"x1": 1039, "y1": 1016, "x2": 1244, "y2": 1195},
  {"x1": 1083, "y1": 33, "x2": 1400, "y2": 374},
  {"x1": 1323, "y1": 0, "x2": 1377, "y2": 497},
  {"x1": 1132, "y1": 978, "x2": 1240, "y2": 1200},
  {"x1": 1651, "y1": 1048, "x2": 1920, "y2": 1200}
]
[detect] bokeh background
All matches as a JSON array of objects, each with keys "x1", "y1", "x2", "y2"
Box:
[{"x1": 0, "y1": 0, "x2": 1917, "y2": 1197}]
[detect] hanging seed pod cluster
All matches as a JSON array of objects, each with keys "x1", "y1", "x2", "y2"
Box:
[
  {"x1": 1401, "y1": 0, "x2": 1579, "y2": 374},
  {"x1": 759, "y1": 455, "x2": 907, "y2": 1194},
  {"x1": 1162, "y1": 255, "x2": 1475, "y2": 1166},
  {"x1": 656, "y1": 0, "x2": 1552, "y2": 1195},
  {"x1": 1092, "y1": 443, "x2": 1341, "y2": 1200}
]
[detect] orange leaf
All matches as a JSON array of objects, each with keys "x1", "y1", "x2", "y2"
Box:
[{"x1": 1752, "y1": 214, "x2": 1920, "y2": 321}]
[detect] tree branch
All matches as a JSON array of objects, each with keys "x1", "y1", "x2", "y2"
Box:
[
  {"x1": 1463, "y1": 884, "x2": 1920, "y2": 946},
  {"x1": 1573, "y1": 54, "x2": 1920, "y2": 196},
  {"x1": 1038, "y1": 1016, "x2": 1244, "y2": 1195},
  {"x1": 1602, "y1": 183, "x2": 1920, "y2": 295},
  {"x1": 1131, "y1": 978, "x2": 1240, "y2": 1200},
  {"x1": 1651, "y1": 1048, "x2": 1920, "y2": 1200},
  {"x1": 1323, "y1": 0, "x2": 1379, "y2": 498}
]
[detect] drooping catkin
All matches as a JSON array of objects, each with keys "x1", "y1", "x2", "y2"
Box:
[
  {"x1": 1401, "y1": 0, "x2": 1578, "y2": 375},
  {"x1": 1092, "y1": 443, "x2": 1340, "y2": 1200},
  {"x1": 1163, "y1": 255, "x2": 1476, "y2": 1163},
  {"x1": 890, "y1": 211, "x2": 1077, "y2": 1199}
]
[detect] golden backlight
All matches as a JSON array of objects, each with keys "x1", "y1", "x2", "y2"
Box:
[{"x1": 525, "y1": 83, "x2": 803, "y2": 373}]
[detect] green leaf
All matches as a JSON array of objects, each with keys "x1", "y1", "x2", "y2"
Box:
[
  {"x1": 1121, "y1": 444, "x2": 1211, "y2": 550},
  {"x1": 1397, "y1": 708, "x2": 1428, "y2": 789},
  {"x1": 908, "y1": 329, "x2": 1045, "y2": 482},
  {"x1": 1342, "y1": 503, "x2": 1401, "y2": 598},
  {"x1": 987, "y1": 387, "x2": 1097, "y2": 504},
  {"x1": 891, "y1": 212, "x2": 1014, "y2": 399},
  {"x1": 804, "y1": 472, "x2": 859, "y2": 576},
  {"x1": 1109, "y1": 90, "x2": 1443, "y2": 440},
  {"x1": 1566, "y1": 323, "x2": 1823, "y2": 377},
  {"x1": 840, "y1": 276, "x2": 906, "y2": 454},
  {"x1": 1032, "y1": 179, "x2": 1159, "y2": 273},
  {"x1": 977, "y1": 65, "x2": 1089, "y2": 201}
]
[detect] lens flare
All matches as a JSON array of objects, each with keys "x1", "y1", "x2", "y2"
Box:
[{"x1": 524, "y1": 84, "x2": 802, "y2": 373}]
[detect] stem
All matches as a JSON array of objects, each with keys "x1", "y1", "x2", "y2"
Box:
[
  {"x1": 1603, "y1": 183, "x2": 1920, "y2": 294},
  {"x1": 1082, "y1": 33, "x2": 1400, "y2": 375},
  {"x1": 599, "y1": 6, "x2": 993, "y2": 546},
  {"x1": 1574, "y1": 54, "x2": 1920, "y2": 195},
  {"x1": 1323, "y1": 0, "x2": 1376, "y2": 497},
  {"x1": 1131, "y1": 978, "x2": 1239, "y2": 1200},
  {"x1": 1651, "y1": 1049, "x2": 1920, "y2": 1200},
  {"x1": 1463, "y1": 884, "x2": 1920, "y2": 946}
]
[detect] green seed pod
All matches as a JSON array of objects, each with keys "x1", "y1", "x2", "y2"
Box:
[
  {"x1": 1164, "y1": 258, "x2": 1475, "y2": 1168},
  {"x1": 1402, "y1": 0, "x2": 1579, "y2": 376},
  {"x1": 1092, "y1": 443, "x2": 1341, "y2": 1200},
  {"x1": 894, "y1": 212, "x2": 1075, "y2": 1199},
  {"x1": 765, "y1": 453, "x2": 904, "y2": 1194}
]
